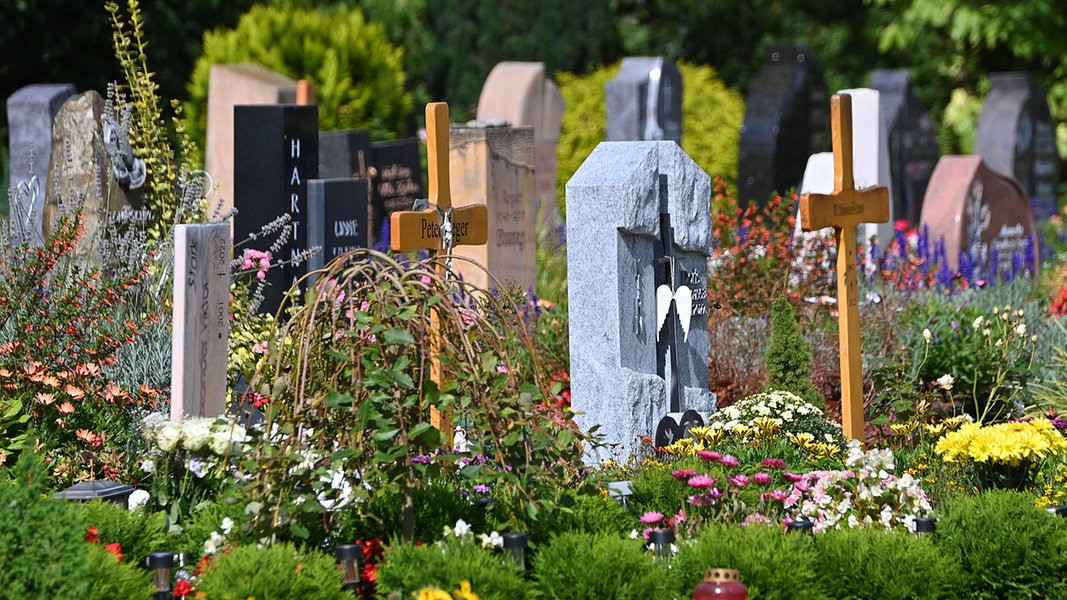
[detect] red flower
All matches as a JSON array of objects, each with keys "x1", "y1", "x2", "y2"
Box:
[
  {"x1": 173, "y1": 579, "x2": 194, "y2": 597},
  {"x1": 84, "y1": 526, "x2": 100, "y2": 543},
  {"x1": 194, "y1": 555, "x2": 213, "y2": 576},
  {"x1": 104, "y1": 542, "x2": 123, "y2": 563}
]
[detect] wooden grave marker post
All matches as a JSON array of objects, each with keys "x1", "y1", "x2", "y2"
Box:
[
  {"x1": 390, "y1": 102, "x2": 488, "y2": 445},
  {"x1": 798, "y1": 93, "x2": 889, "y2": 442}
]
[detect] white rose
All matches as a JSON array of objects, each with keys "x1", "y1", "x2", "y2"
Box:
[
  {"x1": 209, "y1": 431, "x2": 236, "y2": 455},
  {"x1": 181, "y1": 420, "x2": 213, "y2": 451},
  {"x1": 127, "y1": 489, "x2": 150, "y2": 511},
  {"x1": 157, "y1": 424, "x2": 181, "y2": 453}
]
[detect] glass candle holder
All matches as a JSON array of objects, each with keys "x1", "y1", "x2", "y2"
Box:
[
  {"x1": 147, "y1": 552, "x2": 175, "y2": 600},
  {"x1": 334, "y1": 544, "x2": 363, "y2": 593},
  {"x1": 502, "y1": 532, "x2": 528, "y2": 570},
  {"x1": 649, "y1": 528, "x2": 675, "y2": 566}
]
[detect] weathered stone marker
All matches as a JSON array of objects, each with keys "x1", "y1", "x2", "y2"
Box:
[
  {"x1": 798, "y1": 94, "x2": 889, "y2": 442},
  {"x1": 171, "y1": 222, "x2": 232, "y2": 420},
  {"x1": 390, "y1": 102, "x2": 488, "y2": 444}
]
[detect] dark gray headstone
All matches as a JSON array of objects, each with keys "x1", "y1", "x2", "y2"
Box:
[
  {"x1": 234, "y1": 104, "x2": 319, "y2": 314},
  {"x1": 606, "y1": 57, "x2": 682, "y2": 145},
  {"x1": 370, "y1": 138, "x2": 423, "y2": 244},
  {"x1": 319, "y1": 129, "x2": 373, "y2": 179},
  {"x1": 6, "y1": 83, "x2": 77, "y2": 242},
  {"x1": 566, "y1": 141, "x2": 714, "y2": 462},
  {"x1": 870, "y1": 70, "x2": 941, "y2": 226},
  {"x1": 975, "y1": 72, "x2": 1060, "y2": 220},
  {"x1": 737, "y1": 43, "x2": 831, "y2": 209},
  {"x1": 307, "y1": 178, "x2": 369, "y2": 273}
]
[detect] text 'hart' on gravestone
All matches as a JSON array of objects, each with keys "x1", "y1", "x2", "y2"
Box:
[
  {"x1": 171, "y1": 222, "x2": 231, "y2": 420},
  {"x1": 738, "y1": 42, "x2": 830, "y2": 209},
  {"x1": 567, "y1": 141, "x2": 714, "y2": 462},
  {"x1": 234, "y1": 104, "x2": 318, "y2": 315}
]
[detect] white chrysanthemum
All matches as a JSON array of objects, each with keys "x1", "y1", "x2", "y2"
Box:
[{"x1": 156, "y1": 423, "x2": 181, "y2": 453}]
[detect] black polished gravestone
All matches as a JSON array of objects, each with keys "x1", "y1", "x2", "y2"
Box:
[
  {"x1": 307, "y1": 178, "x2": 369, "y2": 274},
  {"x1": 234, "y1": 104, "x2": 318, "y2": 314},
  {"x1": 606, "y1": 57, "x2": 683, "y2": 145},
  {"x1": 871, "y1": 69, "x2": 941, "y2": 226},
  {"x1": 370, "y1": 138, "x2": 424, "y2": 245},
  {"x1": 737, "y1": 42, "x2": 831, "y2": 210},
  {"x1": 976, "y1": 72, "x2": 1061, "y2": 220},
  {"x1": 319, "y1": 129, "x2": 373, "y2": 179}
]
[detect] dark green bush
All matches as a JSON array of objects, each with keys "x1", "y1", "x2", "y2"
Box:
[
  {"x1": 376, "y1": 536, "x2": 527, "y2": 600},
  {"x1": 184, "y1": 3, "x2": 413, "y2": 149},
  {"x1": 936, "y1": 490, "x2": 1067, "y2": 599},
  {"x1": 85, "y1": 543, "x2": 153, "y2": 600},
  {"x1": 671, "y1": 524, "x2": 822, "y2": 600},
  {"x1": 196, "y1": 541, "x2": 350, "y2": 600},
  {"x1": 74, "y1": 500, "x2": 167, "y2": 570},
  {"x1": 627, "y1": 462, "x2": 685, "y2": 518},
  {"x1": 765, "y1": 295, "x2": 826, "y2": 411},
  {"x1": 531, "y1": 532, "x2": 672, "y2": 600},
  {"x1": 812, "y1": 527, "x2": 962, "y2": 599}
]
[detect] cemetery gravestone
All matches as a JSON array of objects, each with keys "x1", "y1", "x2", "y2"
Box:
[
  {"x1": 799, "y1": 88, "x2": 893, "y2": 245},
  {"x1": 449, "y1": 123, "x2": 537, "y2": 291},
  {"x1": 567, "y1": 141, "x2": 714, "y2": 462},
  {"x1": 975, "y1": 72, "x2": 1060, "y2": 220},
  {"x1": 477, "y1": 62, "x2": 566, "y2": 233},
  {"x1": 870, "y1": 69, "x2": 940, "y2": 226},
  {"x1": 371, "y1": 138, "x2": 424, "y2": 244},
  {"x1": 319, "y1": 129, "x2": 373, "y2": 179},
  {"x1": 920, "y1": 155, "x2": 1037, "y2": 277},
  {"x1": 798, "y1": 94, "x2": 889, "y2": 442},
  {"x1": 233, "y1": 104, "x2": 319, "y2": 315},
  {"x1": 606, "y1": 57, "x2": 682, "y2": 145},
  {"x1": 307, "y1": 178, "x2": 369, "y2": 274},
  {"x1": 171, "y1": 223, "x2": 231, "y2": 420},
  {"x1": 6, "y1": 83, "x2": 76, "y2": 243},
  {"x1": 205, "y1": 64, "x2": 298, "y2": 223},
  {"x1": 738, "y1": 42, "x2": 831, "y2": 210}
]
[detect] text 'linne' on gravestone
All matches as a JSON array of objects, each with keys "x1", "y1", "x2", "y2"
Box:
[{"x1": 567, "y1": 141, "x2": 714, "y2": 462}]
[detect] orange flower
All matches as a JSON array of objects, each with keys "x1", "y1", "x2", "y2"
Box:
[
  {"x1": 41, "y1": 375, "x2": 61, "y2": 388},
  {"x1": 103, "y1": 383, "x2": 128, "y2": 403},
  {"x1": 23, "y1": 361, "x2": 46, "y2": 382},
  {"x1": 0, "y1": 341, "x2": 20, "y2": 355},
  {"x1": 75, "y1": 429, "x2": 102, "y2": 446},
  {"x1": 104, "y1": 542, "x2": 123, "y2": 563},
  {"x1": 85, "y1": 526, "x2": 100, "y2": 543},
  {"x1": 0, "y1": 368, "x2": 11, "y2": 379},
  {"x1": 35, "y1": 392, "x2": 56, "y2": 406},
  {"x1": 74, "y1": 363, "x2": 101, "y2": 378},
  {"x1": 65, "y1": 384, "x2": 85, "y2": 400},
  {"x1": 57, "y1": 402, "x2": 75, "y2": 415}
]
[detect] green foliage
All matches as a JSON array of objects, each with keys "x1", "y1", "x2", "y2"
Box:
[
  {"x1": 936, "y1": 490, "x2": 1067, "y2": 599},
  {"x1": 376, "y1": 534, "x2": 527, "y2": 600},
  {"x1": 195, "y1": 541, "x2": 351, "y2": 600},
  {"x1": 185, "y1": 3, "x2": 413, "y2": 149},
  {"x1": 671, "y1": 523, "x2": 822, "y2": 600},
  {"x1": 74, "y1": 501, "x2": 167, "y2": 569},
  {"x1": 764, "y1": 295, "x2": 826, "y2": 411},
  {"x1": 171, "y1": 492, "x2": 248, "y2": 556},
  {"x1": 531, "y1": 532, "x2": 671, "y2": 600},
  {"x1": 556, "y1": 61, "x2": 745, "y2": 217},
  {"x1": 0, "y1": 451, "x2": 88, "y2": 600},
  {"x1": 85, "y1": 543, "x2": 153, "y2": 600},
  {"x1": 812, "y1": 527, "x2": 962, "y2": 599}
]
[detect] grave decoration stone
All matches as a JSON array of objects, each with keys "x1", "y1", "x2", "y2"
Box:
[
  {"x1": 171, "y1": 222, "x2": 231, "y2": 420},
  {"x1": 477, "y1": 62, "x2": 566, "y2": 233},
  {"x1": 371, "y1": 138, "x2": 423, "y2": 244},
  {"x1": 606, "y1": 57, "x2": 682, "y2": 145},
  {"x1": 449, "y1": 123, "x2": 537, "y2": 291},
  {"x1": 870, "y1": 69, "x2": 941, "y2": 226},
  {"x1": 390, "y1": 102, "x2": 488, "y2": 445},
  {"x1": 738, "y1": 42, "x2": 831, "y2": 210},
  {"x1": 798, "y1": 94, "x2": 889, "y2": 442},
  {"x1": 205, "y1": 64, "x2": 298, "y2": 224},
  {"x1": 799, "y1": 88, "x2": 893, "y2": 245},
  {"x1": 6, "y1": 83, "x2": 76, "y2": 244},
  {"x1": 567, "y1": 141, "x2": 713, "y2": 462},
  {"x1": 975, "y1": 72, "x2": 1060, "y2": 220},
  {"x1": 43, "y1": 90, "x2": 143, "y2": 261},
  {"x1": 233, "y1": 104, "x2": 318, "y2": 315},
  {"x1": 307, "y1": 178, "x2": 369, "y2": 274},
  {"x1": 920, "y1": 155, "x2": 1037, "y2": 278}
]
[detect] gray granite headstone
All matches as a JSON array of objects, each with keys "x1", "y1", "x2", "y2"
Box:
[
  {"x1": 307, "y1": 177, "x2": 369, "y2": 274},
  {"x1": 319, "y1": 129, "x2": 373, "y2": 179},
  {"x1": 6, "y1": 83, "x2": 76, "y2": 243},
  {"x1": 567, "y1": 141, "x2": 714, "y2": 461},
  {"x1": 606, "y1": 58, "x2": 682, "y2": 145},
  {"x1": 975, "y1": 72, "x2": 1060, "y2": 220},
  {"x1": 737, "y1": 43, "x2": 830, "y2": 209},
  {"x1": 870, "y1": 69, "x2": 940, "y2": 226},
  {"x1": 171, "y1": 222, "x2": 232, "y2": 420}
]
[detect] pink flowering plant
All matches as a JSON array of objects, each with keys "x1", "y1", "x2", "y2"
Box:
[{"x1": 783, "y1": 440, "x2": 933, "y2": 533}]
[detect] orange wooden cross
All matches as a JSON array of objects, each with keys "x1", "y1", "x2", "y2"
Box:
[
  {"x1": 798, "y1": 93, "x2": 889, "y2": 442},
  {"x1": 390, "y1": 102, "x2": 488, "y2": 445}
]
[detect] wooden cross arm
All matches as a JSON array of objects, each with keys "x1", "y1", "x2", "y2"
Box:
[
  {"x1": 390, "y1": 204, "x2": 489, "y2": 253},
  {"x1": 799, "y1": 186, "x2": 889, "y2": 231}
]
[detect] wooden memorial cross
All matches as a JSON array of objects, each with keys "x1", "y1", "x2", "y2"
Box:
[
  {"x1": 390, "y1": 102, "x2": 488, "y2": 445},
  {"x1": 798, "y1": 93, "x2": 889, "y2": 442}
]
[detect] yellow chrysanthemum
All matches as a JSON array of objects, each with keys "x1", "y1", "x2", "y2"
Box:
[
  {"x1": 453, "y1": 580, "x2": 479, "y2": 600},
  {"x1": 416, "y1": 588, "x2": 453, "y2": 600}
]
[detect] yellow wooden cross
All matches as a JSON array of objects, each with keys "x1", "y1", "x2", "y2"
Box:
[
  {"x1": 798, "y1": 93, "x2": 889, "y2": 442},
  {"x1": 390, "y1": 102, "x2": 488, "y2": 446}
]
